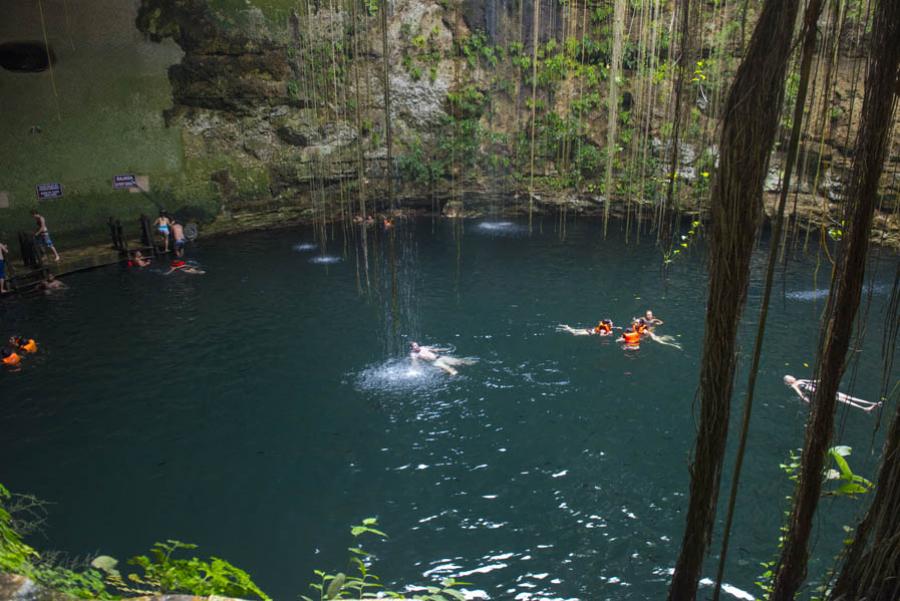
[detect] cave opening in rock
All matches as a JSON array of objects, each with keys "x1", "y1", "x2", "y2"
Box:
[{"x1": 0, "y1": 41, "x2": 55, "y2": 72}]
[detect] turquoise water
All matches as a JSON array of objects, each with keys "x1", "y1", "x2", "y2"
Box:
[{"x1": 1, "y1": 218, "x2": 896, "y2": 600}]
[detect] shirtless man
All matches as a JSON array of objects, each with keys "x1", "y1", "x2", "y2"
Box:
[
  {"x1": 40, "y1": 274, "x2": 67, "y2": 293},
  {"x1": 634, "y1": 310, "x2": 663, "y2": 330},
  {"x1": 783, "y1": 375, "x2": 881, "y2": 412},
  {"x1": 171, "y1": 220, "x2": 186, "y2": 257},
  {"x1": 0, "y1": 240, "x2": 8, "y2": 293},
  {"x1": 410, "y1": 342, "x2": 476, "y2": 376},
  {"x1": 31, "y1": 209, "x2": 60, "y2": 262}
]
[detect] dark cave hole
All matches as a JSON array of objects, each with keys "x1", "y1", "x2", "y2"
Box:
[{"x1": 0, "y1": 41, "x2": 56, "y2": 72}]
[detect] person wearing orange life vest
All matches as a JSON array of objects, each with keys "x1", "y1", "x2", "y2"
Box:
[
  {"x1": 557, "y1": 319, "x2": 615, "y2": 336},
  {"x1": 9, "y1": 336, "x2": 37, "y2": 354},
  {"x1": 618, "y1": 326, "x2": 642, "y2": 348},
  {"x1": 1, "y1": 346, "x2": 21, "y2": 367}
]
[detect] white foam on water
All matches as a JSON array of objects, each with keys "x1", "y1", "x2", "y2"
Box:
[
  {"x1": 292, "y1": 242, "x2": 317, "y2": 252},
  {"x1": 355, "y1": 358, "x2": 444, "y2": 393},
  {"x1": 787, "y1": 284, "x2": 886, "y2": 301},
  {"x1": 309, "y1": 255, "x2": 341, "y2": 264},
  {"x1": 476, "y1": 221, "x2": 527, "y2": 236}
]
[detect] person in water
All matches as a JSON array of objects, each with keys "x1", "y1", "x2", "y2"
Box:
[
  {"x1": 154, "y1": 211, "x2": 172, "y2": 253},
  {"x1": 128, "y1": 250, "x2": 151, "y2": 268},
  {"x1": 1, "y1": 346, "x2": 21, "y2": 368},
  {"x1": 9, "y1": 336, "x2": 38, "y2": 354},
  {"x1": 171, "y1": 220, "x2": 187, "y2": 257},
  {"x1": 618, "y1": 326, "x2": 642, "y2": 348},
  {"x1": 783, "y1": 375, "x2": 881, "y2": 412},
  {"x1": 39, "y1": 274, "x2": 66, "y2": 293},
  {"x1": 31, "y1": 209, "x2": 60, "y2": 262},
  {"x1": 0, "y1": 240, "x2": 8, "y2": 294},
  {"x1": 557, "y1": 319, "x2": 615, "y2": 336},
  {"x1": 165, "y1": 259, "x2": 205, "y2": 275},
  {"x1": 409, "y1": 342, "x2": 476, "y2": 376}
]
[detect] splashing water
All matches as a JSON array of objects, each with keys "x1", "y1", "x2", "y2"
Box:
[
  {"x1": 786, "y1": 284, "x2": 885, "y2": 301},
  {"x1": 355, "y1": 358, "x2": 445, "y2": 394},
  {"x1": 309, "y1": 255, "x2": 341, "y2": 264},
  {"x1": 475, "y1": 221, "x2": 526, "y2": 236},
  {"x1": 293, "y1": 242, "x2": 317, "y2": 252}
]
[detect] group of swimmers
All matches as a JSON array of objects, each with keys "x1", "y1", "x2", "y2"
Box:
[
  {"x1": 557, "y1": 309, "x2": 681, "y2": 350},
  {"x1": 1, "y1": 336, "x2": 38, "y2": 369}
]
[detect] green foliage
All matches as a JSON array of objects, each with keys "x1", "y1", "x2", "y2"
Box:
[
  {"x1": 456, "y1": 31, "x2": 498, "y2": 68},
  {"x1": 0, "y1": 484, "x2": 38, "y2": 573},
  {"x1": 301, "y1": 519, "x2": 469, "y2": 601},
  {"x1": 111, "y1": 540, "x2": 270, "y2": 600},
  {"x1": 756, "y1": 446, "x2": 873, "y2": 596},
  {"x1": 31, "y1": 566, "x2": 115, "y2": 600}
]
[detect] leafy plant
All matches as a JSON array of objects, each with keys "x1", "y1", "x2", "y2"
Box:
[
  {"x1": 301, "y1": 518, "x2": 469, "y2": 601},
  {"x1": 0, "y1": 484, "x2": 38, "y2": 572},
  {"x1": 108, "y1": 540, "x2": 269, "y2": 600}
]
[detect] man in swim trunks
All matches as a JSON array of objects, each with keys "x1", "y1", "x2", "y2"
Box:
[
  {"x1": 31, "y1": 209, "x2": 60, "y2": 262},
  {"x1": 171, "y1": 220, "x2": 186, "y2": 257},
  {"x1": 410, "y1": 342, "x2": 476, "y2": 376},
  {"x1": 0, "y1": 240, "x2": 8, "y2": 293},
  {"x1": 783, "y1": 375, "x2": 880, "y2": 412}
]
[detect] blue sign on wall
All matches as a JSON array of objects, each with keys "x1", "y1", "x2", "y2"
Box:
[
  {"x1": 113, "y1": 174, "x2": 137, "y2": 189},
  {"x1": 36, "y1": 182, "x2": 63, "y2": 200}
]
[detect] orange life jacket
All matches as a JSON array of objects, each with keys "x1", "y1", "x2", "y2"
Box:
[
  {"x1": 623, "y1": 331, "x2": 641, "y2": 344},
  {"x1": 20, "y1": 339, "x2": 38, "y2": 353},
  {"x1": 2, "y1": 352, "x2": 21, "y2": 366}
]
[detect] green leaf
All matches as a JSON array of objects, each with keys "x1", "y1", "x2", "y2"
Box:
[{"x1": 326, "y1": 573, "x2": 346, "y2": 599}]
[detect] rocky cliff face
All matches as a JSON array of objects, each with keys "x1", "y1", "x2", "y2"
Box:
[{"x1": 134, "y1": 0, "x2": 899, "y2": 242}]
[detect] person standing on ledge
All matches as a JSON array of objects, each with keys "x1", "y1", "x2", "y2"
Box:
[
  {"x1": 31, "y1": 209, "x2": 60, "y2": 262},
  {"x1": 0, "y1": 240, "x2": 8, "y2": 293}
]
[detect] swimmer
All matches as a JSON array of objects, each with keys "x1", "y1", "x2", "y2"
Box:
[
  {"x1": 165, "y1": 259, "x2": 205, "y2": 275},
  {"x1": 1, "y1": 347, "x2": 21, "y2": 367},
  {"x1": 783, "y1": 375, "x2": 881, "y2": 412},
  {"x1": 128, "y1": 250, "x2": 151, "y2": 268},
  {"x1": 39, "y1": 274, "x2": 66, "y2": 293},
  {"x1": 557, "y1": 319, "x2": 615, "y2": 336},
  {"x1": 9, "y1": 337, "x2": 37, "y2": 354},
  {"x1": 618, "y1": 326, "x2": 642, "y2": 348},
  {"x1": 410, "y1": 341, "x2": 477, "y2": 376},
  {"x1": 154, "y1": 211, "x2": 172, "y2": 253},
  {"x1": 643, "y1": 310, "x2": 663, "y2": 326}
]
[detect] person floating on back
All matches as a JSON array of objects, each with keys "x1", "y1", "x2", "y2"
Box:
[
  {"x1": 9, "y1": 336, "x2": 37, "y2": 354},
  {"x1": 31, "y1": 209, "x2": 60, "y2": 262},
  {"x1": 557, "y1": 319, "x2": 615, "y2": 336},
  {"x1": 783, "y1": 375, "x2": 881, "y2": 412},
  {"x1": 409, "y1": 341, "x2": 476, "y2": 376}
]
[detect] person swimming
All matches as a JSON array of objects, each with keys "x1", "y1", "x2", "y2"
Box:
[
  {"x1": 1, "y1": 347, "x2": 21, "y2": 367},
  {"x1": 165, "y1": 259, "x2": 205, "y2": 275},
  {"x1": 9, "y1": 337, "x2": 37, "y2": 354},
  {"x1": 557, "y1": 319, "x2": 615, "y2": 336},
  {"x1": 618, "y1": 326, "x2": 642, "y2": 348},
  {"x1": 783, "y1": 375, "x2": 881, "y2": 412},
  {"x1": 410, "y1": 341, "x2": 477, "y2": 376},
  {"x1": 128, "y1": 250, "x2": 151, "y2": 268}
]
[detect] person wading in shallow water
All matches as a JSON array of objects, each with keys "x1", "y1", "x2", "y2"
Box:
[{"x1": 31, "y1": 209, "x2": 60, "y2": 262}]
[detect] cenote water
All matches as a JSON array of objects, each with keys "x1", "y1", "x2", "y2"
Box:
[{"x1": 1, "y1": 218, "x2": 896, "y2": 600}]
